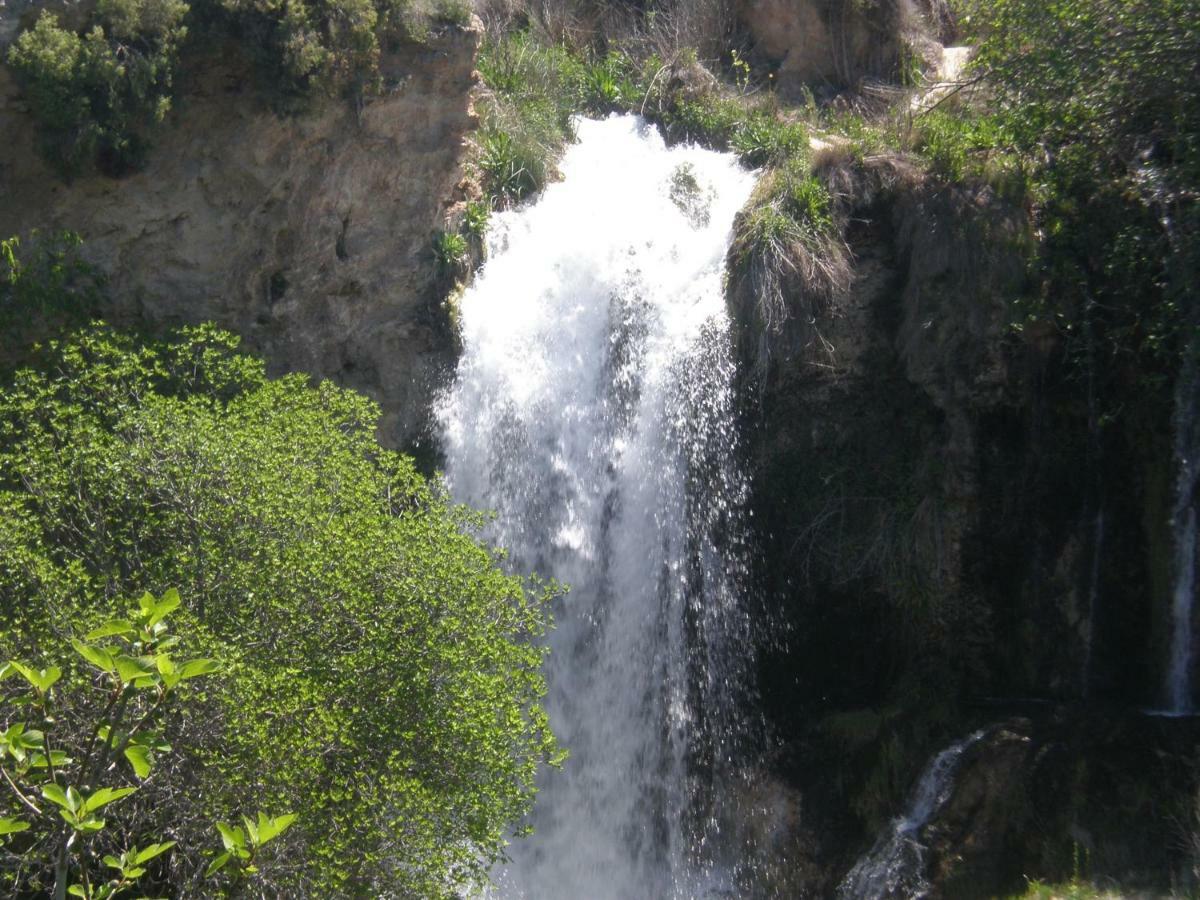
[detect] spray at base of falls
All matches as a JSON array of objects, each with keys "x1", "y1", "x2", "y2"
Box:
[
  {"x1": 438, "y1": 116, "x2": 758, "y2": 898},
  {"x1": 1166, "y1": 333, "x2": 1200, "y2": 714},
  {"x1": 837, "y1": 730, "x2": 988, "y2": 900}
]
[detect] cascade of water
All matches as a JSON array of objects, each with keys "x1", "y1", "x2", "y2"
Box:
[
  {"x1": 438, "y1": 116, "x2": 758, "y2": 898},
  {"x1": 1166, "y1": 335, "x2": 1200, "y2": 713},
  {"x1": 837, "y1": 730, "x2": 987, "y2": 900}
]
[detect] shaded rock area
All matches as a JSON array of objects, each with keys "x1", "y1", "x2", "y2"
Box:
[
  {"x1": 0, "y1": 21, "x2": 481, "y2": 451},
  {"x1": 729, "y1": 152, "x2": 1195, "y2": 894},
  {"x1": 927, "y1": 712, "x2": 1200, "y2": 898}
]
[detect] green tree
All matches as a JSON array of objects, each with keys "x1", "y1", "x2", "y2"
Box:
[
  {"x1": 0, "y1": 324, "x2": 560, "y2": 896},
  {"x1": 0, "y1": 589, "x2": 294, "y2": 899}
]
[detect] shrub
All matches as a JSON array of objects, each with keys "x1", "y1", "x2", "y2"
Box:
[
  {"x1": 463, "y1": 200, "x2": 491, "y2": 237},
  {"x1": 8, "y1": 3, "x2": 186, "y2": 175},
  {"x1": 1, "y1": 231, "x2": 104, "y2": 325},
  {"x1": 433, "y1": 228, "x2": 468, "y2": 271},
  {"x1": 731, "y1": 112, "x2": 808, "y2": 167},
  {"x1": 0, "y1": 590, "x2": 298, "y2": 897},
  {"x1": 476, "y1": 123, "x2": 552, "y2": 205},
  {"x1": 0, "y1": 324, "x2": 561, "y2": 897}
]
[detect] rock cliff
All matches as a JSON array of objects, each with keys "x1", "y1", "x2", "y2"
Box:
[{"x1": 0, "y1": 21, "x2": 480, "y2": 450}]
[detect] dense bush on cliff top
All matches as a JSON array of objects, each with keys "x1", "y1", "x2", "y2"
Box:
[
  {"x1": 7, "y1": 0, "x2": 473, "y2": 174},
  {"x1": 0, "y1": 321, "x2": 560, "y2": 896}
]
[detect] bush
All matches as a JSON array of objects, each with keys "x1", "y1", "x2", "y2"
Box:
[
  {"x1": 1, "y1": 232, "x2": 104, "y2": 325},
  {"x1": 8, "y1": 2, "x2": 186, "y2": 175},
  {"x1": 0, "y1": 589, "x2": 299, "y2": 897},
  {"x1": 8, "y1": 0, "x2": 479, "y2": 173},
  {"x1": 0, "y1": 324, "x2": 561, "y2": 897}
]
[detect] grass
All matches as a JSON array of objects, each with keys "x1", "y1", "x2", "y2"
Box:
[{"x1": 1011, "y1": 878, "x2": 1124, "y2": 899}]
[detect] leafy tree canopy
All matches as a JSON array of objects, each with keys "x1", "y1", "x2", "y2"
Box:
[{"x1": 0, "y1": 323, "x2": 560, "y2": 897}]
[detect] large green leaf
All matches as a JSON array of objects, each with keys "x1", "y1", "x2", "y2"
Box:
[
  {"x1": 71, "y1": 639, "x2": 115, "y2": 673},
  {"x1": 83, "y1": 786, "x2": 137, "y2": 814}
]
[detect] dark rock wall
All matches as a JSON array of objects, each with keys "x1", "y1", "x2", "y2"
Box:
[{"x1": 730, "y1": 155, "x2": 1196, "y2": 893}]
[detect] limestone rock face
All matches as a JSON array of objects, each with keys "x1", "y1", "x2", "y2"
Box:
[{"x1": 0, "y1": 23, "x2": 481, "y2": 449}]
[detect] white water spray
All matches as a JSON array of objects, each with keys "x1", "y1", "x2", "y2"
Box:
[
  {"x1": 837, "y1": 730, "x2": 987, "y2": 900},
  {"x1": 438, "y1": 116, "x2": 758, "y2": 898}
]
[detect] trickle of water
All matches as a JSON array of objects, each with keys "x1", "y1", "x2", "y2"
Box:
[
  {"x1": 437, "y1": 116, "x2": 758, "y2": 899},
  {"x1": 1166, "y1": 334, "x2": 1200, "y2": 713},
  {"x1": 837, "y1": 730, "x2": 988, "y2": 900}
]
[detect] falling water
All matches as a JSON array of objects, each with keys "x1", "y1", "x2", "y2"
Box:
[
  {"x1": 837, "y1": 730, "x2": 987, "y2": 900},
  {"x1": 438, "y1": 116, "x2": 758, "y2": 898},
  {"x1": 1166, "y1": 336, "x2": 1200, "y2": 713}
]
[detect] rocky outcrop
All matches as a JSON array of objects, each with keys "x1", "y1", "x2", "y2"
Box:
[
  {"x1": 923, "y1": 713, "x2": 1200, "y2": 897},
  {"x1": 0, "y1": 22, "x2": 481, "y2": 450},
  {"x1": 735, "y1": 0, "x2": 942, "y2": 99}
]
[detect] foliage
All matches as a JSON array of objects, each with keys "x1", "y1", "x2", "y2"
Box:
[
  {"x1": 7, "y1": 0, "x2": 477, "y2": 173},
  {"x1": 464, "y1": 200, "x2": 491, "y2": 237},
  {"x1": 1, "y1": 232, "x2": 104, "y2": 327},
  {"x1": 729, "y1": 112, "x2": 807, "y2": 168},
  {"x1": 8, "y1": 2, "x2": 187, "y2": 175},
  {"x1": 433, "y1": 228, "x2": 468, "y2": 271},
  {"x1": 954, "y1": 0, "x2": 1199, "y2": 418},
  {"x1": 473, "y1": 33, "x2": 575, "y2": 205},
  {"x1": 0, "y1": 590, "x2": 250, "y2": 898},
  {"x1": 0, "y1": 323, "x2": 561, "y2": 896}
]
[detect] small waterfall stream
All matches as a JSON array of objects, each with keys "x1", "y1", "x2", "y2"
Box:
[
  {"x1": 1166, "y1": 335, "x2": 1200, "y2": 713},
  {"x1": 837, "y1": 730, "x2": 987, "y2": 900},
  {"x1": 438, "y1": 116, "x2": 758, "y2": 898}
]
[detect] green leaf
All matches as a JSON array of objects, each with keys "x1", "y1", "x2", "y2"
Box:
[
  {"x1": 155, "y1": 654, "x2": 175, "y2": 676},
  {"x1": 0, "y1": 817, "x2": 30, "y2": 835},
  {"x1": 147, "y1": 588, "x2": 180, "y2": 627},
  {"x1": 114, "y1": 655, "x2": 153, "y2": 684},
  {"x1": 124, "y1": 744, "x2": 152, "y2": 779},
  {"x1": 205, "y1": 851, "x2": 231, "y2": 877},
  {"x1": 216, "y1": 822, "x2": 244, "y2": 851},
  {"x1": 77, "y1": 816, "x2": 105, "y2": 833},
  {"x1": 103, "y1": 854, "x2": 122, "y2": 870},
  {"x1": 41, "y1": 783, "x2": 70, "y2": 810},
  {"x1": 86, "y1": 620, "x2": 134, "y2": 640},
  {"x1": 66, "y1": 786, "x2": 83, "y2": 813},
  {"x1": 30, "y1": 749, "x2": 71, "y2": 768},
  {"x1": 178, "y1": 659, "x2": 220, "y2": 680},
  {"x1": 68, "y1": 886, "x2": 86, "y2": 898},
  {"x1": 256, "y1": 812, "x2": 297, "y2": 845},
  {"x1": 133, "y1": 841, "x2": 175, "y2": 864},
  {"x1": 9, "y1": 661, "x2": 61, "y2": 692},
  {"x1": 242, "y1": 814, "x2": 258, "y2": 845},
  {"x1": 72, "y1": 639, "x2": 116, "y2": 673},
  {"x1": 83, "y1": 786, "x2": 136, "y2": 813}
]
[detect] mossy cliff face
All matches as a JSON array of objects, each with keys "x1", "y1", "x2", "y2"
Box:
[
  {"x1": 729, "y1": 154, "x2": 1195, "y2": 893},
  {"x1": 0, "y1": 20, "x2": 480, "y2": 450}
]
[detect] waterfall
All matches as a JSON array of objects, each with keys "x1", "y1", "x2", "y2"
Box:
[
  {"x1": 1166, "y1": 335, "x2": 1200, "y2": 713},
  {"x1": 837, "y1": 730, "x2": 987, "y2": 900},
  {"x1": 438, "y1": 115, "x2": 758, "y2": 898}
]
